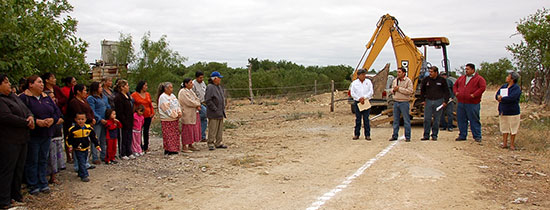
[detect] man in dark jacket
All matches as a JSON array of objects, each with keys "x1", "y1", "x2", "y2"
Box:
[
  {"x1": 205, "y1": 71, "x2": 227, "y2": 151},
  {"x1": 453, "y1": 63, "x2": 486, "y2": 142},
  {"x1": 420, "y1": 66, "x2": 449, "y2": 141}
]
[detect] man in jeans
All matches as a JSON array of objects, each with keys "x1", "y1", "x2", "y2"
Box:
[
  {"x1": 453, "y1": 63, "x2": 486, "y2": 142},
  {"x1": 389, "y1": 67, "x2": 414, "y2": 142},
  {"x1": 439, "y1": 72, "x2": 455, "y2": 131},
  {"x1": 420, "y1": 66, "x2": 449, "y2": 141},
  {"x1": 350, "y1": 69, "x2": 373, "y2": 140},
  {"x1": 192, "y1": 71, "x2": 208, "y2": 141}
]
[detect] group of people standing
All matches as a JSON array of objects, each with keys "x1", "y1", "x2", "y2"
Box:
[
  {"x1": 351, "y1": 63, "x2": 522, "y2": 149},
  {"x1": 0, "y1": 73, "x2": 157, "y2": 209},
  {"x1": 0, "y1": 69, "x2": 229, "y2": 208},
  {"x1": 157, "y1": 71, "x2": 228, "y2": 155}
]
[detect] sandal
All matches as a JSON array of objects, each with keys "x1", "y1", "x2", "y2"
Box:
[{"x1": 499, "y1": 143, "x2": 509, "y2": 149}]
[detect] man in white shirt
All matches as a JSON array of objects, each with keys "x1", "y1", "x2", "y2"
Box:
[
  {"x1": 350, "y1": 69, "x2": 374, "y2": 140},
  {"x1": 192, "y1": 71, "x2": 208, "y2": 141}
]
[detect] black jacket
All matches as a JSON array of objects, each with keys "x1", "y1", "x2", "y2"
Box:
[
  {"x1": 114, "y1": 92, "x2": 134, "y2": 128},
  {"x1": 420, "y1": 76, "x2": 450, "y2": 102},
  {"x1": 0, "y1": 93, "x2": 32, "y2": 144}
]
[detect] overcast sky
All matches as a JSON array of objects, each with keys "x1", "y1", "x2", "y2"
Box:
[{"x1": 69, "y1": 0, "x2": 548, "y2": 72}]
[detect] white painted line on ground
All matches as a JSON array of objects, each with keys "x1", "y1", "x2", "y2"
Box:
[{"x1": 306, "y1": 136, "x2": 404, "y2": 210}]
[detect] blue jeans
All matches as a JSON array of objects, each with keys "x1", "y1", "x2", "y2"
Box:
[
  {"x1": 74, "y1": 150, "x2": 89, "y2": 178},
  {"x1": 73, "y1": 151, "x2": 90, "y2": 171},
  {"x1": 353, "y1": 102, "x2": 370, "y2": 137},
  {"x1": 200, "y1": 104, "x2": 208, "y2": 140},
  {"x1": 457, "y1": 103, "x2": 482, "y2": 140},
  {"x1": 25, "y1": 136, "x2": 51, "y2": 190},
  {"x1": 423, "y1": 99, "x2": 444, "y2": 138},
  {"x1": 392, "y1": 101, "x2": 411, "y2": 139},
  {"x1": 91, "y1": 124, "x2": 106, "y2": 161},
  {"x1": 440, "y1": 101, "x2": 455, "y2": 129}
]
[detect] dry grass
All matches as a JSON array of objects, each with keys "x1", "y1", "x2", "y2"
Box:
[{"x1": 229, "y1": 155, "x2": 264, "y2": 168}]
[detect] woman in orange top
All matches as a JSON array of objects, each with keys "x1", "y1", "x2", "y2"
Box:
[{"x1": 130, "y1": 81, "x2": 155, "y2": 153}]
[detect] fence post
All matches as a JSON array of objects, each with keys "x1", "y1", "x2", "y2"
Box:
[
  {"x1": 248, "y1": 63, "x2": 254, "y2": 104},
  {"x1": 330, "y1": 80, "x2": 334, "y2": 112},
  {"x1": 314, "y1": 80, "x2": 317, "y2": 95}
]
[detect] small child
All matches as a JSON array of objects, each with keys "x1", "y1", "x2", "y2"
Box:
[
  {"x1": 104, "y1": 109, "x2": 122, "y2": 164},
  {"x1": 66, "y1": 112, "x2": 100, "y2": 182},
  {"x1": 132, "y1": 105, "x2": 145, "y2": 157}
]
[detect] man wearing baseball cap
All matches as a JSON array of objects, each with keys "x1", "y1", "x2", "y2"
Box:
[{"x1": 204, "y1": 71, "x2": 227, "y2": 150}]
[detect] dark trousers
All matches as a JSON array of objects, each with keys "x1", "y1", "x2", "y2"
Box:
[
  {"x1": 440, "y1": 101, "x2": 455, "y2": 129},
  {"x1": 0, "y1": 143, "x2": 27, "y2": 206},
  {"x1": 423, "y1": 99, "x2": 444, "y2": 139},
  {"x1": 74, "y1": 150, "x2": 89, "y2": 178},
  {"x1": 457, "y1": 103, "x2": 482, "y2": 140},
  {"x1": 141, "y1": 117, "x2": 152, "y2": 151},
  {"x1": 120, "y1": 127, "x2": 133, "y2": 157},
  {"x1": 353, "y1": 102, "x2": 371, "y2": 137},
  {"x1": 25, "y1": 136, "x2": 51, "y2": 190}
]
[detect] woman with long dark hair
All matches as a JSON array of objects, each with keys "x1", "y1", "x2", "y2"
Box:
[
  {"x1": 87, "y1": 81, "x2": 111, "y2": 164},
  {"x1": 66, "y1": 84, "x2": 96, "y2": 170},
  {"x1": 178, "y1": 78, "x2": 202, "y2": 153},
  {"x1": 130, "y1": 80, "x2": 155, "y2": 153},
  {"x1": 19, "y1": 75, "x2": 62, "y2": 195},
  {"x1": 114, "y1": 79, "x2": 134, "y2": 160},
  {"x1": 0, "y1": 74, "x2": 34, "y2": 209}
]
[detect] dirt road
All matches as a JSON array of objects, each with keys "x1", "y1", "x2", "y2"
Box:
[{"x1": 26, "y1": 88, "x2": 548, "y2": 209}]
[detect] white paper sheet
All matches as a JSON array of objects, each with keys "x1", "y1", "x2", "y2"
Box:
[{"x1": 500, "y1": 88, "x2": 508, "y2": 97}]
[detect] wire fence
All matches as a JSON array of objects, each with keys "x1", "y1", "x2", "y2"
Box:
[{"x1": 225, "y1": 81, "x2": 350, "y2": 100}]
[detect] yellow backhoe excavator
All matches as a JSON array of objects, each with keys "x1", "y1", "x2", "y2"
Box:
[{"x1": 350, "y1": 14, "x2": 450, "y2": 126}]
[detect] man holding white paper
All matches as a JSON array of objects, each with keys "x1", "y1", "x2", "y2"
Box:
[
  {"x1": 350, "y1": 69, "x2": 373, "y2": 140},
  {"x1": 420, "y1": 66, "x2": 450, "y2": 141}
]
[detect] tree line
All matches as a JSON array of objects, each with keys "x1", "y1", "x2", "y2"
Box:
[{"x1": 1, "y1": 1, "x2": 548, "y2": 104}]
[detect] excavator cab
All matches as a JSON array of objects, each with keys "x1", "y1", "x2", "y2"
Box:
[
  {"x1": 412, "y1": 37, "x2": 451, "y2": 79},
  {"x1": 349, "y1": 14, "x2": 452, "y2": 126}
]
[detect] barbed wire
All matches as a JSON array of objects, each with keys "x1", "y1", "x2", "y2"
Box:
[{"x1": 225, "y1": 81, "x2": 348, "y2": 91}]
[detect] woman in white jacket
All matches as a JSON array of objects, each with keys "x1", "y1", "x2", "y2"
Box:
[{"x1": 156, "y1": 82, "x2": 182, "y2": 155}]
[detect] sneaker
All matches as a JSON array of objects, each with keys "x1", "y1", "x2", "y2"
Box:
[
  {"x1": 87, "y1": 165, "x2": 96, "y2": 170},
  {"x1": 121, "y1": 156, "x2": 130, "y2": 160},
  {"x1": 129, "y1": 154, "x2": 136, "y2": 159},
  {"x1": 208, "y1": 146, "x2": 215, "y2": 151},
  {"x1": 140, "y1": 152, "x2": 145, "y2": 156},
  {"x1": 215, "y1": 144, "x2": 228, "y2": 149},
  {"x1": 134, "y1": 153, "x2": 140, "y2": 157},
  {"x1": 448, "y1": 128, "x2": 453, "y2": 132},
  {"x1": 39, "y1": 186, "x2": 51, "y2": 194},
  {"x1": 81, "y1": 177, "x2": 90, "y2": 182},
  {"x1": 111, "y1": 160, "x2": 119, "y2": 164},
  {"x1": 29, "y1": 188, "x2": 40, "y2": 195}
]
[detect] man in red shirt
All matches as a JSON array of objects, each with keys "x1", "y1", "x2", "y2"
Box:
[{"x1": 453, "y1": 63, "x2": 486, "y2": 142}]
